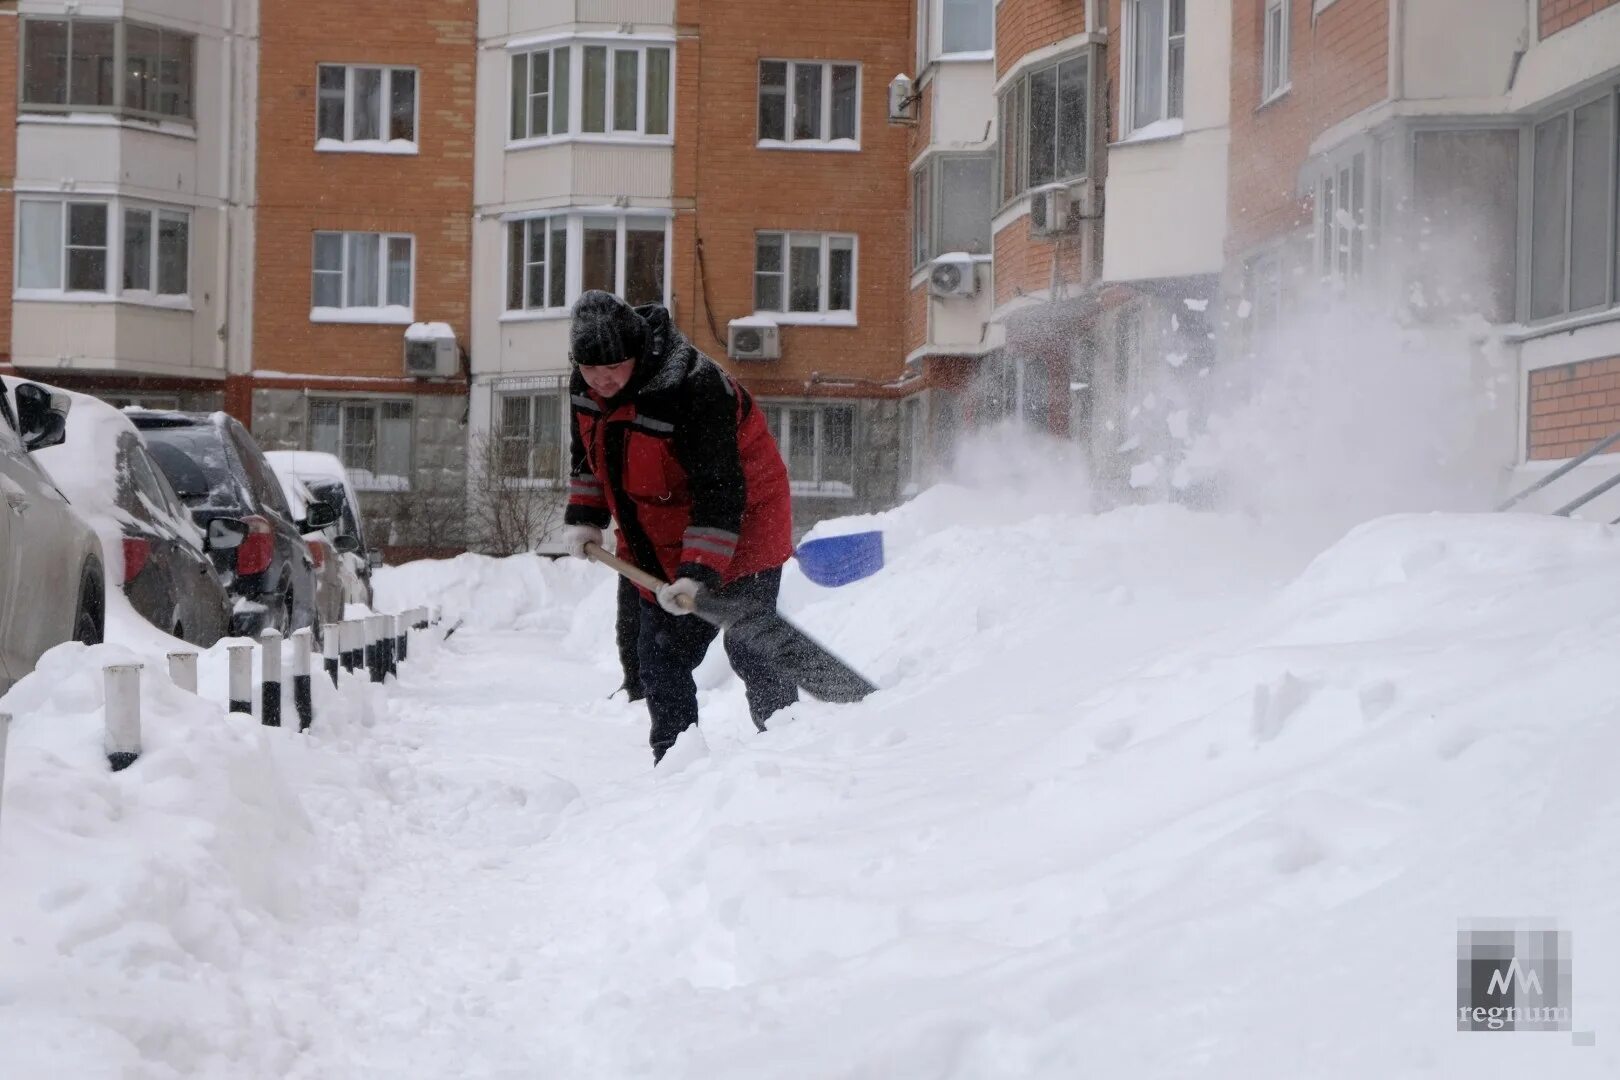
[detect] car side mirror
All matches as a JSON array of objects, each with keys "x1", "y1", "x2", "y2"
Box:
[
  {"x1": 300, "y1": 502, "x2": 339, "y2": 532},
  {"x1": 332, "y1": 534, "x2": 361, "y2": 554},
  {"x1": 15, "y1": 383, "x2": 70, "y2": 452},
  {"x1": 207, "y1": 517, "x2": 249, "y2": 551}
]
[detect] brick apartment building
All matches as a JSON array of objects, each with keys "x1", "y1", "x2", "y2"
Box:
[
  {"x1": 469, "y1": 0, "x2": 917, "y2": 540},
  {"x1": 8, "y1": 0, "x2": 1620, "y2": 550}
]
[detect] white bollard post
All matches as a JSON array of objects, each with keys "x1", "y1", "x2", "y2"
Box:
[
  {"x1": 291, "y1": 628, "x2": 314, "y2": 731},
  {"x1": 260, "y1": 628, "x2": 283, "y2": 728},
  {"x1": 104, "y1": 664, "x2": 143, "y2": 772},
  {"x1": 228, "y1": 643, "x2": 254, "y2": 715},
  {"x1": 167, "y1": 650, "x2": 199, "y2": 694},
  {"x1": 368, "y1": 616, "x2": 386, "y2": 684},
  {"x1": 323, "y1": 621, "x2": 342, "y2": 685}
]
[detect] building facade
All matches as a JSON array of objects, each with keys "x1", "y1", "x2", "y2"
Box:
[{"x1": 10, "y1": 1, "x2": 1620, "y2": 552}]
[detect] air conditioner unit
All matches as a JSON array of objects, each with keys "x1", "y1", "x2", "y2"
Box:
[
  {"x1": 403, "y1": 323, "x2": 459, "y2": 378},
  {"x1": 928, "y1": 255, "x2": 978, "y2": 299},
  {"x1": 1029, "y1": 186, "x2": 1074, "y2": 238},
  {"x1": 728, "y1": 319, "x2": 780, "y2": 361}
]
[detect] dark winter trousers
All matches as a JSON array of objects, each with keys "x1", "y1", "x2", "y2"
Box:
[{"x1": 637, "y1": 567, "x2": 799, "y2": 763}]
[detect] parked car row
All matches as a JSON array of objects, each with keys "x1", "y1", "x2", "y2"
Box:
[{"x1": 0, "y1": 378, "x2": 381, "y2": 694}]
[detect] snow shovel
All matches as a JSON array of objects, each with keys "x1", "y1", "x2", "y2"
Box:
[{"x1": 585, "y1": 543, "x2": 877, "y2": 704}]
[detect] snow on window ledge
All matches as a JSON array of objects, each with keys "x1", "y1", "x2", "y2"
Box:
[
  {"x1": 499, "y1": 308, "x2": 572, "y2": 324},
  {"x1": 14, "y1": 289, "x2": 195, "y2": 312},
  {"x1": 18, "y1": 111, "x2": 198, "y2": 141},
  {"x1": 753, "y1": 310, "x2": 858, "y2": 328},
  {"x1": 1116, "y1": 118, "x2": 1186, "y2": 146},
  {"x1": 756, "y1": 138, "x2": 862, "y2": 153},
  {"x1": 935, "y1": 50, "x2": 995, "y2": 64},
  {"x1": 506, "y1": 133, "x2": 676, "y2": 152},
  {"x1": 311, "y1": 306, "x2": 414, "y2": 326},
  {"x1": 316, "y1": 137, "x2": 420, "y2": 156},
  {"x1": 347, "y1": 470, "x2": 412, "y2": 493},
  {"x1": 790, "y1": 480, "x2": 856, "y2": 498}
]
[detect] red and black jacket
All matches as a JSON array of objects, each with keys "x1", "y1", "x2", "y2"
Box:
[{"x1": 565, "y1": 305, "x2": 793, "y2": 593}]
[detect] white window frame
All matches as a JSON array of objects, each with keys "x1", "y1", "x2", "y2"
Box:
[
  {"x1": 19, "y1": 16, "x2": 196, "y2": 124},
  {"x1": 1262, "y1": 0, "x2": 1290, "y2": 103},
  {"x1": 913, "y1": 152, "x2": 996, "y2": 267},
  {"x1": 1312, "y1": 144, "x2": 1374, "y2": 287},
  {"x1": 919, "y1": 0, "x2": 995, "y2": 62},
  {"x1": 494, "y1": 383, "x2": 569, "y2": 487},
  {"x1": 757, "y1": 60, "x2": 862, "y2": 151},
  {"x1": 1121, "y1": 0, "x2": 1186, "y2": 138},
  {"x1": 120, "y1": 206, "x2": 191, "y2": 300},
  {"x1": 310, "y1": 231, "x2": 416, "y2": 324},
  {"x1": 14, "y1": 194, "x2": 192, "y2": 308},
  {"x1": 506, "y1": 35, "x2": 675, "y2": 149},
  {"x1": 898, "y1": 394, "x2": 928, "y2": 497},
  {"x1": 761, "y1": 401, "x2": 858, "y2": 497},
  {"x1": 754, "y1": 231, "x2": 859, "y2": 325},
  {"x1": 307, "y1": 396, "x2": 415, "y2": 492},
  {"x1": 315, "y1": 64, "x2": 420, "y2": 154},
  {"x1": 996, "y1": 47, "x2": 1096, "y2": 206},
  {"x1": 1525, "y1": 86, "x2": 1620, "y2": 323},
  {"x1": 501, "y1": 210, "x2": 673, "y2": 320}
]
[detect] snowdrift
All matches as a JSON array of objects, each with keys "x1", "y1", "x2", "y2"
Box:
[{"x1": 6, "y1": 486, "x2": 1620, "y2": 1077}]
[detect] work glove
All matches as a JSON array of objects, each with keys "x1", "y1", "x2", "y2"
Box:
[
  {"x1": 656, "y1": 577, "x2": 706, "y2": 617},
  {"x1": 562, "y1": 524, "x2": 602, "y2": 560}
]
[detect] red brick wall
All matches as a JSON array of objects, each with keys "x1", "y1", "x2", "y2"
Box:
[
  {"x1": 0, "y1": 12, "x2": 16, "y2": 361},
  {"x1": 997, "y1": 0, "x2": 1089, "y2": 80},
  {"x1": 1541, "y1": 0, "x2": 1620, "y2": 38},
  {"x1": 906, "y1": 281, "x2": 928, "y2": 354},
  {"x1": 992, "y1": 0, "x2": 1093, "y2": 306},
  {"x1": 1528, "y1": 358, "x2": 1620, "y2": 460},
  {"x1": 680, "y1": 0, "x2": 912, "y2": 390},
  {"x1": 1227, "y1": 0, "x2": 1389, "y2": 256},
  {"x1": 254, "y1": 2, "x2": 476, "y2": 381}
]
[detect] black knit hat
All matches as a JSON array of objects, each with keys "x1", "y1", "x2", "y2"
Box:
[{"x1": 570, "y1": 290, "x2": 648, "y2": 367}]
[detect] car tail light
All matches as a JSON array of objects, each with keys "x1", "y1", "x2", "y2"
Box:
[
  {"x1": 308, "y1": 540, "x2": 326, "y2": 570},
  {"x1": 122, "y1": 537, "x2": 151, "y2": 584},
  {"x1": 236, "y1": 515, "x2": 274, "y2": 576}
]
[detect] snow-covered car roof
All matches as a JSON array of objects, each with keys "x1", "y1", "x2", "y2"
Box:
[{"x1": 2, "y1": 378, "x2": 204, "y2": 552}]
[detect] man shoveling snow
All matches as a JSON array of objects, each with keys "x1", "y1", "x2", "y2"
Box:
[{"x1": 560, "y1": 291, "x2": 800, "y2": 763}]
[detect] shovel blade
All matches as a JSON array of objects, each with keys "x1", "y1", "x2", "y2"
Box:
[{"x1": 693, "y1": 592, "x2": 878, "y2": 704}]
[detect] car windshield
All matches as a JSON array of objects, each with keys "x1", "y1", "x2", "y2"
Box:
[{"x1": 141, "y1": 427, "x2": 240, "y2": 506}]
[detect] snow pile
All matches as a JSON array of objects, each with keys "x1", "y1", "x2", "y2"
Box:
[{"x1": 373, "y1": 550, "x2": 609, "y2": 638}]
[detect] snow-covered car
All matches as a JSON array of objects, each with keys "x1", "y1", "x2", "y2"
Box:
[
  {"x1": 12, "y1": 384, "x2": 246, "y2": 647},
  {"x1": 128, "y1": 411, "x2": 337, "y2": 637},
  {"x1": 264, "y1": 456, "x2": 349, "y2": 630},
  {"x1": 0, "y1": 380, "x2": 105, "y2": 692},
  {"x1": 264, "y1": 450, "x2": 375, "y2": 607}
]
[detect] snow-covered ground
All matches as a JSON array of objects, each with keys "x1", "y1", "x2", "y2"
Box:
[{"x1": 4, "y1": 476, "x2": 1620, "y2": 1076}]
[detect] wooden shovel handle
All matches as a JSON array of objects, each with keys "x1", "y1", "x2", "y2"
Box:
[{"x1": 584, "y1": 541, "x2": 697, "y2": 612}]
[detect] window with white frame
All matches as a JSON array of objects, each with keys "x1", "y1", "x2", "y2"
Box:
[
  {"x1": 998, "y1": 50, "x2": 1093, "y2": 203},
  {"x1": 16, "y1": 196, "x2": 190, "y2": 302},
  {"x1": 311, "y1": 232, "x2": 414, "y2": 321},
  {"x1": 762, "y1": 402, "x2": 856, "y2": 494},
  {"x1": 317, "y1": 64, "x2": 417, "y2": 150},
  {"x1": 913, "y1": 153, "x2": 994, "y2": 266},
  {"x1": 755, "y1": 232, "x2": 857, "y2": 321},
  {"x1": 309, "y1": 398, "x2": 413, "y2": 490},
  {"x1": 898, "y1": 396, "x2": 926, "y2": 494},
  {"x1": 21, "y1": 17, "x2": 195, "y2": 122},
  {"x1": 505, "y1": 213, "x2": 670, "y2": 313},
  {"x1": 758, "y1": 61, "x2": 859, "y2": 148},
  {"x1": 496, "y1": 385, "x2": 567, "y2": 483},
  {"x1": 918, "y1": 0, "x2": 994, "y2": 64},
  {"x1": 509, "y1": 39, "x2": 671, "y2": 143},
  {"x1": 1529, "y1": 88, "x2": 1619, "y2": 321},
  {"x1": 1125, "y1": 0, "x2": 1185, "y2": 135},
  {"x1": 1314, "y1": 148, "x2": 1371, "y2": 286},
  {"x1": 1262, "y1": 0, "x2": 1290, "y2": 102},
  {"x1": 510, "y1": 46, "x2": 571, "y2": 140}
]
